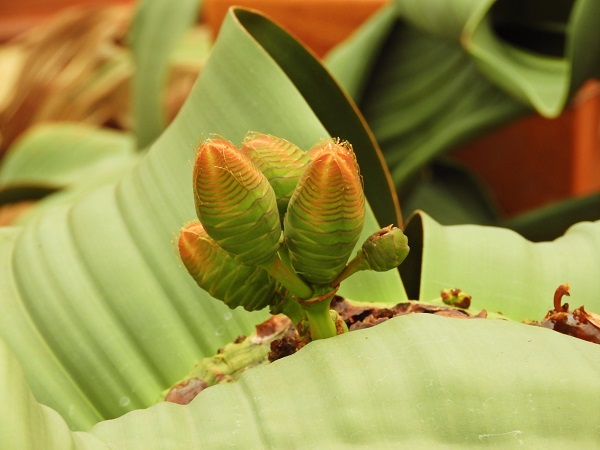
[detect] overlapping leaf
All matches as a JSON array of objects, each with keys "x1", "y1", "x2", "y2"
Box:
[
  {"x1": 0, "y1": 124, "x2": 138, "y2": 220},
  {"x1": 4, "y1": 308, "x2": 600, "y2": 448},
  {"x1": 401, "y1": 211, "x2": 600, "y2": 319},
  {"x1": 128, "y1": 0, "x2": 200, "y2": 148},
  {"x1": 326, "y1": 0, "x2": 600, "y2": 200},
  {"x1": 0, "y1": 6, "x2": 404, "y2": 432},
  {"x1": 2, "y1": 4, "x2": 600, "y2": 448}
]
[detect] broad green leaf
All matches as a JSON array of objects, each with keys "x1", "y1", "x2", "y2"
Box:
[
  {"x1": 0, "y1": 7, "x2": 404, "y2": 432},
  {"x1": 5, "y1": 312, "x2": 600, "y2": 448},
  {"x1": 89, "y1": 315, "x2": 600, "y2": 448},
  {"x1": 0, "y1": 124, "x2": 137, "y2": 204},
  {"x1": 323, "y1": 5, "x2": 397, "y2": 103},
  {"x1": 466, "y1": 0, "x2": 600, "y2": 117},
  {"x1": 0, "y1": 124, "x2": 139, "y2": 226},
  {"x1": 502, "y1": 192, "x2": 600, "y2": 242},
  {"x1": 327, "y1": 5, "x2": 527, "y2": 191},
  {"x1": 400, "y1": 160, "x2": 499, "y2": 225},
  {"x1": 327, "y1": 0, "x2": 600, "y2": 191},
  {"x1": 128, "y1": 0, "x2": 200, "y2": 148},
  {"x1": 392, "y1": 0, "x2": 600, "y2": 117},
  {"x1": 238, "y1": 9, "x2": 401, "y2": 228},
  {"x1": 0, "y1": 332, "x2": 106, "y2": 449},
  {"x1": 402, "y1": 211, "x2": 600, "y2": 320}
]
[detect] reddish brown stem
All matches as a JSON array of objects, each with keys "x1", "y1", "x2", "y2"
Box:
[{"x1": 553, "y1": 284, "x2": 571, "y2": 312}]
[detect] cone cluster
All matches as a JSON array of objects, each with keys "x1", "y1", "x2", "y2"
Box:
[{"x1": 178, "y1": 132, "x2": 408, "y2": 315}]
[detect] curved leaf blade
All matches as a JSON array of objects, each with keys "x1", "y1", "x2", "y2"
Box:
[
  {"x1": 403, "y1": 211, "x2": 600, "y2": 320},
  {"x1": 0, "y1": 7, "x2": 405, "y2": 432},
  {"x1": 236, "y1": 9, "x2": 401, "y2": 227},
  {"x1": 0, "y1": 333, "x2": 107, "y2": 449},
  {"x1": 0, "y1": 124, "x2": 136, "y2": 203},
  {"x1": 327, "y1": 0, "x2": 600, "y2": 194},
  {"x1": 327, "y1": 6, "x2": 527, "y2": 191},
  {"x1": 129, "y1": 0, "x2": 200, "y2": 148},
  {"x1": 400, "y1": 160, "x2": 500, "y2": 225},
  {"x1": 393, "y1": 0, "x2": 600, "y2": 117},
  {"x1": 6, "y1": 314, "x2": 595, "y2": 448},
  {"x1": 502, "y1": 192, "x2": 600, "y2": 242}
]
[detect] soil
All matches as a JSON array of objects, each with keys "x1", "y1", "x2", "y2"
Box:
[
  {"x1": 165, "y1": 287, "x2": 600, "y2": 405},
  {"x1": 268, "y1": 296, "x2": 488, "y2": 361}
]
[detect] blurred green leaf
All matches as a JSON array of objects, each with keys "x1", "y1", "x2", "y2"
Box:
[
  {"x1": 327, "y1": 5, "x2": 527, "y2": 192},
  {"x1": 467, "y1": 0, "x2": 600, "y2": 116},
  {"x1": 129, "y1": 0, "x2": 200, "y2": 149},
  {"x1": 502, "y1": 192, "x2": 600, "y2": 242},
  {"x1": 327, "y1": 0, "x2": 600, "y2": 209},
  {"x1": 400, "y1": 160, "x2": 500, "y2": 225},
  {"x1": 388, "y1": 0, "x2": 600, "y2": 117},
  {"x1": 0, "y1": 124, "x2": 136, "y2": 203},
  {"x1": 0, "y1": 7, "x2": 403, "y2": 432}
]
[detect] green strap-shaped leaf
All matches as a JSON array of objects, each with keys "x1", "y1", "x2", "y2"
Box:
[
  {"x1": 0, "y1": 124, "x2": 137, "y2": 204},
  {"x1": 327, "y1": 5, "x2": 527, "y2": 192},
  {"x1": 391, "y1": 0, "x2": 600, "y2": 117},
  {"x1": 401, "y1": 211, "x2": 600, "y2": 319},
  {"x1": 327, "y1": 0, "x2": 600, "y2": 192},
  {"x1": 0, "y1": 7, "x2": 405, "y2": 432},
  {"x1": 399, "y1": 160, "x2": 501, "y2": 225},
  {"x1": 502, "y1": 192, "x2": 600, "y2": 242},
  {"x1": 5, "y1": 312, "x2": 600, "y2": 448},
  {"x1": 466, "y1": 0, "x2": 600, "y2": 116},
  {"x1": 0, "y1": 332, "x2": 107, "y2": 449},
  {"x1": 128, "y1": 0, "x2": 200, "y2": 149}
]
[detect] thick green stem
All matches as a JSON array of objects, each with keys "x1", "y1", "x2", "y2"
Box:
[
  {"x1": 301, "y1": 295, "x2": 337, "y2": 340},
  {"x1": 270, "y1": 291, "x2": 306, "y2": 325},
  {"x1": 162, "y1": 316, "x2": 292, "y2": 404},
  {"x1": 331, "y1": 254, "x2": 369, "y2": 286},
  {"x1": 261, "y1": 253, "x2": 313, "y2": 300}
]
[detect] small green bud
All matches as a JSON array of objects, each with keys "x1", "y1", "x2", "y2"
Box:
[
  {"x1": 178, "y1": 221, "x2": 278, "y2": 311},
  {"x1": 357, "y1": 225, "x2": 410, "y2": 272},
  {"x1": 240, "y1": 132, "x2": 311, "y2": 218},
  {"x1": 193, "y1": 138, "x2": 281, "y2": 266},
  {"x1": 284, "y1": 139, "x2": 365, "y2": 284}
]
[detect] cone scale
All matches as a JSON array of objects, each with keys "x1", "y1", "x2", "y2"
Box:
[
  {"x1": 284, "y1": 140, "x2": 365, "y2": 285},
  {"x1": 178, "y1": 221, "x2": 277, "y2": 311},
  {"x1": 193, "y1": 139, "x2": 281, "y2": 266},
  {"x1": 240, "y1": 132, "x2": 311, "y2": 219}
]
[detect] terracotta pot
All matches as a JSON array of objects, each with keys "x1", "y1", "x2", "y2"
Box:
[
  {"x1": 202, "y1": 0, "x2": 388, "y2": 58},
  {"x1": 453, "y1": 80, "x2": 600, "y2": 216}
]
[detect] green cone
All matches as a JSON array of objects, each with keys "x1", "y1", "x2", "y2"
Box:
[
  {"x1": 284, "y1": 139, "x2": 365, "y2": 284},
  {"x1": 178, "y1": 221, "x2": 278, "y2": 311},
  {"x1": 193, "y1": 138, "x2": 281, "y2": 266},
  {"x1": 240, "y1": 132, "x2": 311, "y2": 219}
]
